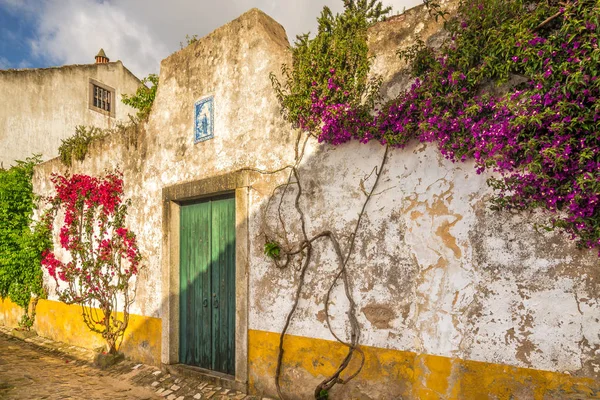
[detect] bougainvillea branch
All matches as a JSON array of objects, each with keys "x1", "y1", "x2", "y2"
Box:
[
  {"x1": 270, "y1": 0, "x2": 389, "y2": 140},
  {"x1": 41, "y1": 171, "x2": 142, "y2": 354},
  {"x1": 382, "y1": 0, "x2": 599, "y2": 254},
  {"x1": 281, "y1": 0, "x2": 600, "y2": 255}
]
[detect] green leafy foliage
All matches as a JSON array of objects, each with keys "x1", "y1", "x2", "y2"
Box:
[
  {"x1": 121, "y1": 74, "x2": 159, "y2": 119},
  {"x1": 264, "y1": 241, "x2": 281, "y2": 259},
  {"x1": 0, "y1": 156, "x2": 51, "y2": 329},
  {"x1": 58, "y1": 125, "x2": 107, "y2": 167},
  {"x1": 271, "y1": 0, "x2": 390, "y2": 134},
  {"x1": 180, "y1": 34, "x2": 199, "y2": 49}
]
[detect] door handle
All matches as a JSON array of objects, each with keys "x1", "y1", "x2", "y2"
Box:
[
  {"x1": 203, "y1": 299, "x2": 208, "y2": 307},
  {"x1": 214, "y1": 298, "x2": 219, "y2": 309}
]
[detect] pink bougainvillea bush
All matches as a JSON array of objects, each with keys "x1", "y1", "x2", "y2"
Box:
[
  {"x1": 274, "y1": 0, "x2": 600, "y2": 255},
  {"x1": 41, "y1": 171, "x2": 141, "y2": 354}
]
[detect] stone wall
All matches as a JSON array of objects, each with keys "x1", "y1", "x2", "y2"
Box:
[
  {"x1": 23, "y1": 3, "x2": 600, "y2": 399},
  {"x1": 0, "y1": 61, "x2": 141, "y2": 166}
]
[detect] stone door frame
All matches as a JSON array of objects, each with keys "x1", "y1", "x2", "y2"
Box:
[{"x1": 160, "y1": 171, "x2": 250, "y2": 387}]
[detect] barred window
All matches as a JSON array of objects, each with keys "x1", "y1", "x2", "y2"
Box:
[
  {"x1": 93, "y1": 84, "x2": 111, "y2": 112},
  {"x1": 89, "y1": 79, "x2": 115, "y2": 116}
]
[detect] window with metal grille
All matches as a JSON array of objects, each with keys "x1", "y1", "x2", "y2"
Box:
[
  {"x1": 89, "y1": 79, "x2": 115, "y2": 117},
  {"x1": 93, "y1": 84, "x2": 111, "y2": 112}
]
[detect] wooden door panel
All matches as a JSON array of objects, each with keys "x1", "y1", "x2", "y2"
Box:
[
  {"x1": 179, "y1": 196, "x2": 235, "y2": 374},
  {"x1": 179, "y1": 201, "x2": 212, "y2": 368},
  {"x1": 211, "y1": 197, "x2": 236, "y2": 375}
]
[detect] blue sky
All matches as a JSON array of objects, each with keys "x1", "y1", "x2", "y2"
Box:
[
  {"x1": 0, "y1": 0, "x2": 422, "y2": 78},
  {"x1": 0, "y1": 4, "x2": 36, "y2": 69}
]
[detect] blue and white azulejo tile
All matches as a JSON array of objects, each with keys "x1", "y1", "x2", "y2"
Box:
[{"x1": 194, "y1": 96, "x2": 214, "y2": 143}]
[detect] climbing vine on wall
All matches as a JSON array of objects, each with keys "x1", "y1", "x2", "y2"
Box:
[
  {"x1": 261, "y1": 1, "x2": 392, "y2": 398},
  {"x1": 265, "y1": 0, "x2": 599, "y2": 398},
  {"x1": 0, "y1": 156, "x2": 51, "y2": 330}
]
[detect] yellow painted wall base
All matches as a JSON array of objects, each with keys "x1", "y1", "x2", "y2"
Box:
[
  {"x1": 2, "y1": 299, "x2": 599, "y2": 398},
  {"x1": 248, "y1": 329, "x2": 600, "y2": 399},
  {"x1": 0, "y1": 298, "x2": 161, "y2": 366}
]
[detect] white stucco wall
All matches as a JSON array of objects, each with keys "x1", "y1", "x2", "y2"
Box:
[
  {"x1": 248, "y1": 137, "x2": 600, "y2": 376},
  {"x1": 0, "y1": 61, "x2": 141, "y2": 166}
]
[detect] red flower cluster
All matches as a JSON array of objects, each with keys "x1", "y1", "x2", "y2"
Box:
[
  {"x1": 41, "y1": 171, "x2": 141, "y2": 302},
  {"x1": 41, "y1": 250, "x2": 63, "y2": 280}
]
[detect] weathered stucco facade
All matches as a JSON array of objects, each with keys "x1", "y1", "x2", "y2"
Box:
[
  {"x1": 1, "y1": 3, "x2": 598, "y2": 399},
  {"x1": 0, "y1": 60, "x2": 141, "y2": 166}
]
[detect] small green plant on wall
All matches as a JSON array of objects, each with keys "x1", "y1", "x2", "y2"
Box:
[
  {"x1": 41, "y1": 171, "x2": 142, "y2": 354},
  {"x1": 0, "y1": 155, "x2": 51, "y2": 331},
  {"x1": 58, "y1": 125, "x2": 107, "y2": 167},
  {"x1": 264, "y1": 241, "x2": 281, "y2": 259},
  {"x1": 180, "y1": 34, "x2": 199, "y2": 49}
]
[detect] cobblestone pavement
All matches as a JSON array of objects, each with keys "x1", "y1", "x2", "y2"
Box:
[
  {"x1": 0, "y1": 332, "x2": 158, "y2": 399},
  {"x1": 0, "y1": 327, "x2": 269, "y2": 400}
]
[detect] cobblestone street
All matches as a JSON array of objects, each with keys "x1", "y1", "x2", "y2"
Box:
[
  {"x1": 0, "y1": 331, "x2": 266, "y2": 400},
  {"x1": 0, "y1": 332, "x2": 159, "y2": 399}
]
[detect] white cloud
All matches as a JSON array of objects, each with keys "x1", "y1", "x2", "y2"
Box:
[
  {"x1": 15, "y1": 0, "x2": 423, "y2": 78},
  {"x1": 28, "y1": 0, "x2": 169, "y2": 78}
]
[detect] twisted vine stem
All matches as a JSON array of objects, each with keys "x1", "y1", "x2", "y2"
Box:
[{"x1": 239, "y1": 137, "x2": 389, "y2": 398}]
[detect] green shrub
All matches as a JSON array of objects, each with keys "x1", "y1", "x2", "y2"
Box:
[
  {"x1": 0, "y1": 155, "x2": 51, "y2": 329},
  {"x1": 58, "y1": 125, "x2": 107, "y2": 167},
  {"x1": 121, "y1": 74, "x2": 159, "y2": 119}
]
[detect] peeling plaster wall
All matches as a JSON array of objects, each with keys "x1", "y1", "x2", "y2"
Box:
[
  {"x1": 249, "y1": 139, "x2": 599, "y2": 394},
  {"x1": 0, "y1": 61, "x2": 141, "y2": 166},
  {"x1": 30, "y1": 2, "x2": 599, "y2": 397}
]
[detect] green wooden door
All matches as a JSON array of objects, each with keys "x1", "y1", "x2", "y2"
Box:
[{"x1": 179, "y1": 196, "x2": 235, "y2": 375}]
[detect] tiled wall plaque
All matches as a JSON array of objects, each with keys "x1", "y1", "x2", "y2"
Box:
[{"x1": 194, "y1": 96, "x2": 214, "y2": 143}]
